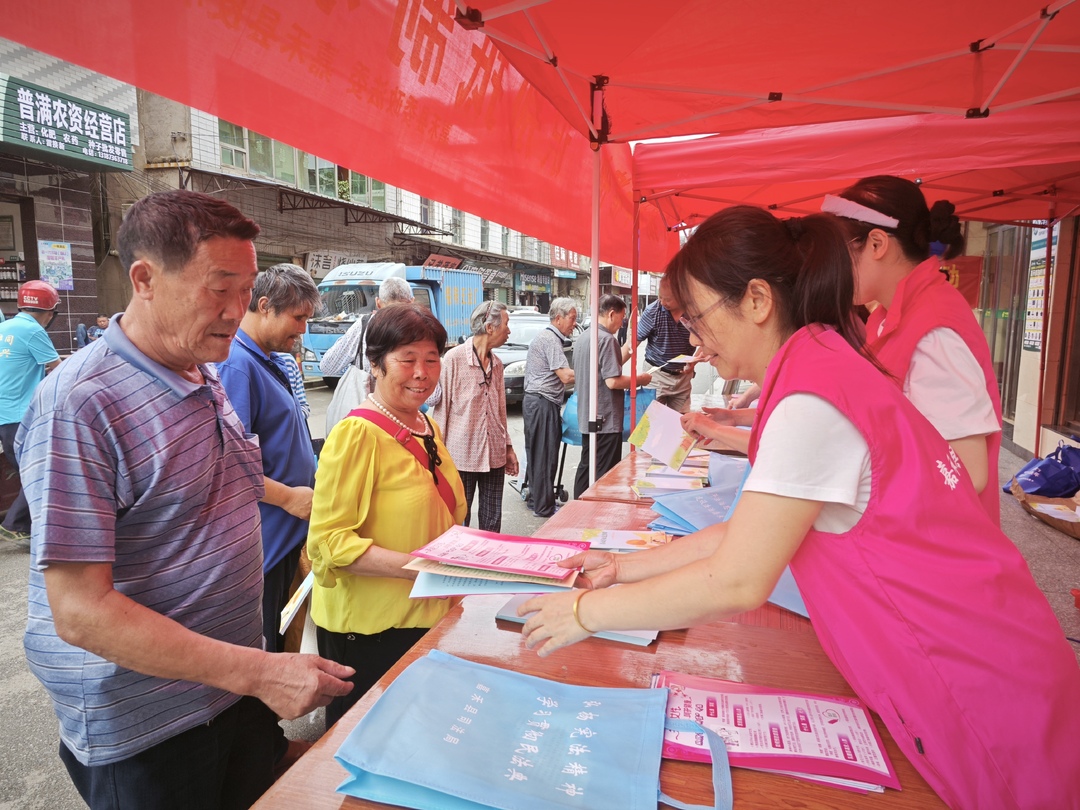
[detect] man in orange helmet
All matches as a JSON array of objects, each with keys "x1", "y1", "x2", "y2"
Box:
[{"x1": 0, "y1": 280, "x2": 61, "y2": 543}]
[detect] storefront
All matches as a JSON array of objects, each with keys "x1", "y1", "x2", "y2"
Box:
[
  {"x1": 515, "y1": 267, "x2": 552, "y2": 310},
  {"x1": 553, "y1": 267, "x2": 577, "y2": 298},
  {"x1": 598, "y1": 264, "x2": 632, "y2": 301},
  {"x1": 0, "y1": 73, "x2": 132, "y2": 347},
  {"x1": 460, "y1": 261, "x2": 513, "y2": 304}
]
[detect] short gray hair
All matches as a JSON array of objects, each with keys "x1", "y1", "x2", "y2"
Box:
[
  {"x1": 471, "y1": 300, "x2": 508, "y2": 336},
  {"x1": 378, "y1": 276, "x2": 413, "y2": 303},
  {"x1": 251, "y1": 263, "x2": 321, "y2": 314},
  {"x1": 548, "y1": 297, "x2": 576, "y2": 321}
]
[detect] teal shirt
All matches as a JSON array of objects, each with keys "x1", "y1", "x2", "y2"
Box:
[{"x1": 0, "y1": 312, "x2": 59, "y2": 424}]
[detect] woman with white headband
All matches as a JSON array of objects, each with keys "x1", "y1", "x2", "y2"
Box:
[{"x1": 822, "y1": 177, "x2": 1002, "y2": 525}]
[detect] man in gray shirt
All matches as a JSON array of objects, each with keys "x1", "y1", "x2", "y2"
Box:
[
  {"x1": 522, "y1": 298, "x2": 576, "y2": 518},
  {"x1": 573, "y1": 295, "x2": 651, "y2": 498}
]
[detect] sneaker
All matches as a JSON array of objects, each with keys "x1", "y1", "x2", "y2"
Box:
[{"x1": 0, "y1": 526, "x2": 30, "y2": 543}]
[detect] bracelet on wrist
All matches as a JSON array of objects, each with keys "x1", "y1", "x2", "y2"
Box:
[{"x1": 572, "y1": 590, "x2": 596, "y2": 634}]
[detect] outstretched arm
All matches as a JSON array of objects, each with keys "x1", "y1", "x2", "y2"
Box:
[
  {"x1": 520, "y1": 491, "x2": 820, "y2": 656},
  {"x1": 45, "y1": 562, "x2": 354, "y2": 719}
]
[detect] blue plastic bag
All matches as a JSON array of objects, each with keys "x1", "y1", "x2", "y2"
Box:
[
  {"x1": 334, "y1": 649, "x2": 731, "y2": 810},
  {"x1": 1007, "y1": 441, "x2": 1080, "y2": 497},
  {"x1": 562, "y1": 388, "x2": 657, "y2": 446}
]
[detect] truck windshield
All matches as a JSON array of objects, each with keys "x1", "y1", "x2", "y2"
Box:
[{"x1": 316, "y1": 286, "x2": 373, "y2": 321}]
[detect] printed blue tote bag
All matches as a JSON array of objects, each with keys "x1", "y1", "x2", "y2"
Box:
[{"x1": 335, "y1": 650, "x2": 731, "y2": 810}]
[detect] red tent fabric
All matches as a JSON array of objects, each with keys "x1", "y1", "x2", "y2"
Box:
[
  {"x1": 470, "y1": 0, "x2": 1080, "y2": 141},
  {"x1": 634, "y1": 101, "x2": 1080, "y2": 229},
  {"x1": 2, "y1": 0, "x2": 1078, "y2": 266}
]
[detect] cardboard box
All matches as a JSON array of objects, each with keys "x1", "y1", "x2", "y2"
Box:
[{"x1": 1009, "y1": 479, "x2": 1080, "y2": 540}]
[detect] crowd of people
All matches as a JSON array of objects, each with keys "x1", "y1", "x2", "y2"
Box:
[{"x1": 0, "y1": 180, "x2": 1076, "y2": 810}]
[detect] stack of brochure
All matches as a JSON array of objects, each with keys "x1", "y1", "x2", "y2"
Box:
[
  {"x1": 648, "y1": 457, "x2": 750, "y2": 535},
  {"x1": 654, "y1": 670, "x2": 900, "y2": 793},
  {"x1": 495, "y1": 526, "x2": 668, "y2": 646},
  {"x1": 406, "y1": 526, "x2": 588, "y2": 597},
  {"x1": 646, "y1": 456, "x2": 809, "y2": 618},
  {"x1": 631, "y1": 476, "x2": 704, "y2": 498},
  {"x1": 496, "y1": 593, "x2": 659, "y2": 647}
]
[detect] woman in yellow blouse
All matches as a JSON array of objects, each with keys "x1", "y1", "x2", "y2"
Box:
[{"x1": 307, "y1": 303, "x2": 467, "y2": 728}]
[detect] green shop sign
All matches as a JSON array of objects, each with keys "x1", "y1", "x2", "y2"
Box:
[{"x1": 0, "y1": 74, "x2": 132, "y2": 171}]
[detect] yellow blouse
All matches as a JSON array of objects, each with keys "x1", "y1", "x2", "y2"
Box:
[{"x1": 307, "y1": 414, "x2": 467, "y2": 635}]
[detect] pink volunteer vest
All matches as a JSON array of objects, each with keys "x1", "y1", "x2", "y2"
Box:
[
  {"x1": 866, "y1": 256, "x2": 1003, "y2": 525},
  {"x1": 750, "y1": 326, "x2": 1080, "y2": 810}
]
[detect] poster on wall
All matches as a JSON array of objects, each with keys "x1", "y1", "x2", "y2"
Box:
[
  {"x1": 1023, "y1": 224, "x2": 1059, "y2": 352},
  {"x1": 38, "y1": 240, "x2": 73, "y2": 291}
]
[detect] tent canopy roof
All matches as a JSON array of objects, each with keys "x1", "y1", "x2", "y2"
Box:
[
  {"x1": 634, "y1": 101, "x2": 1080, "y2": 229},
  {"x1": 471, "y1": 0, "x2": 1080, "y2": 141}
]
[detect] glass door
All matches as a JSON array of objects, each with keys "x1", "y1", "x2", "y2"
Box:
[{"x1": 977, "y1": 225, "x2": 1031, "y2": 426}]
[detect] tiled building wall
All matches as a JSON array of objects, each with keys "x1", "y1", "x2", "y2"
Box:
[{"x1": 0, "y1": 154, "x2": 95, "y2": 353}]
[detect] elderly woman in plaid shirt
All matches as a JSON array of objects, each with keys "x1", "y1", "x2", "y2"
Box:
[{"x1": 431, "y1": 300, "x2": 519, "y2": 532}]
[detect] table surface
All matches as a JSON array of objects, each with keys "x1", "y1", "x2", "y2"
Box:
[
  {"x1": 576, "y1": 450, "x2": 658, "y2": 505},
  {"x1": 254, "y1": 596, "x2": 945, "y2": 809}
]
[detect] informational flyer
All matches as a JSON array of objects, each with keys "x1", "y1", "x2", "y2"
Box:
[
  {"x1": 38, "y1": 240, "x2": 73, "y2": 290},
  {"x1": 578, "y1": 528, "x2": 671, "y2": 551},
  {"x1": 627, "y1": 400, "x2": 698, "y2": 469},
  {"x1": 655, "y1": 670, "x2": 900, "y2": 791},
  {"x1": 411, "y1": 525, "x2": 588, "y2": 579}
]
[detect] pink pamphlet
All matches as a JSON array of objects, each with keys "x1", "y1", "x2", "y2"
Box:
[
  {"x1": 654, "y1": 670, "x2": 900, "y2": 792},
  {"x1": 411, "y1": 525, "x2": 589, "y2": 580}
]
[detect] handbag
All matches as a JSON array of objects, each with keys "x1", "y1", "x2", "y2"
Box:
[
  {"x1": 334, "y1": 649, "x2": 732, "y2": 810},
  {"x1": 325, "y1": 316, "x2": 370, "y2": 435},
  {"x1": 1006, "y1": 440, "x2": 1080, "y2": 498}
]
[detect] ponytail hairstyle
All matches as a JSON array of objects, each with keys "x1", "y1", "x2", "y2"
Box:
[
  {"x1": 835, "y1": 175, "x2": 965, "y2": 261},
  {"x1": 665, "y1": 205, "x2": 868, "y2": 357}
]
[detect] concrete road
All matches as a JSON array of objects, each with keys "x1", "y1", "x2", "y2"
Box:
[{"x1": 0, "y1": 384, "x2": 593, "y2": 808}]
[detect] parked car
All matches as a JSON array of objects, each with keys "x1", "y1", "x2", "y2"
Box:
[{"x1": 495, "y1": 311, "x2": 582, "y2": 405}]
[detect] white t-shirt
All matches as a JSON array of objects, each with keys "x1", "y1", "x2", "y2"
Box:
[
  {"x1": 743, "y1": 394, "x2": 871, "y2": 534},
  {"x1": 902, "y1": 327, "x2": 999, "y2": 441}
]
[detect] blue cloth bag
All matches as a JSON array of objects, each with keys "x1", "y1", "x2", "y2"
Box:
[
  {"x1": 334, "y1": 649, "x2": 731, "y2": 810},
  {"x1": 1005, "y1": 440, "x2": 1080, "y2": 498}
]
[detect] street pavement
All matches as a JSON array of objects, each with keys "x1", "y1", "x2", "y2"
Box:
[{"x1": 0, "y1": 385, "x2": 588, "y2": 809}]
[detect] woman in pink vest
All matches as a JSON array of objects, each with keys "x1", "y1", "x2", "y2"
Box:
[
  {"x1": 520, "y1": 207, "x2": 1080, "y2": 809},
  {"x1": 823, "y1": 176, "x2": 1002, "y2": 524}
]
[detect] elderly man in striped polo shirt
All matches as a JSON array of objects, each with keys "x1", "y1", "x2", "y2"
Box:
[
  {"x1": 17, "y1": 191, "x2": 352, "y2": 810},
  {"x1": 630, "y1": 275, "x2": 697, "y2": 413}
]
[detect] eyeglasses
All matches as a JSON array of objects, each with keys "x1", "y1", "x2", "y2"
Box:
[{"x1": 678, "y1": 298, "x2": 724, "y2": 337}]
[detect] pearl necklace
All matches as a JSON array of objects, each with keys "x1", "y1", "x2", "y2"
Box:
[{"x1": 368, "y1": 395, "x2": 431, "y2": 437}]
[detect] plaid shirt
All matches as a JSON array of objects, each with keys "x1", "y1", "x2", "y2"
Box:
[
  {"x1": 636, "y1": 300, "x2": 693, "y2": 368},
  {"x1": 431, "y1": 338, "x2": 510, "y2": 472}
]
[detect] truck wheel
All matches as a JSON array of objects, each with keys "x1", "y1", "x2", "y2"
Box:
[{"x1": 324, "y1": 377, "x2": 339, "y2": 391}]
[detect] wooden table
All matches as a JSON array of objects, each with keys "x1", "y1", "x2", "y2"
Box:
[
  {"x1": 577, "y1": 450, "x2": 657, "y2": 504},
  {"x1": 254, "y1": 596, "x2": 945, "y2": 809}
]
